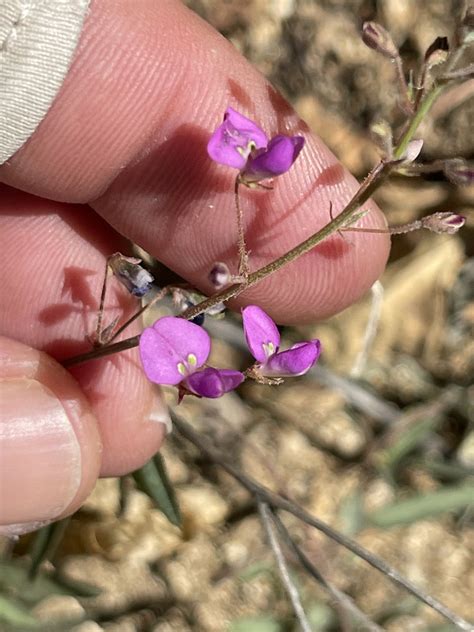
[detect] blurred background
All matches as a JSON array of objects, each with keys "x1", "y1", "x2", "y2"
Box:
[{"x1": 1, "y1": 1, "x2": 473, "y2": 630}]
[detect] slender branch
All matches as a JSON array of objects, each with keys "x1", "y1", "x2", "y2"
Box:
[
  {"x1": 272, "y1": 512, "x2": 384, "y2": 632},
  {"x1": 351, "y1": 280, "x2": 384, "y2": 378},
  {"x1": 63, "y1": 80, "x2": 447, "y2": 369},
  {"x1": 234, "y1": 178, "x2": 250, "y2": 277},
  {"x1": 171, "y1": 411, "x2": 473, "y2": 631},
  {"x1": 258, "y1": 501, "x2": 314, "y2": 632},
  {"x1": 95, "y1": 259, "x2": 110, "y2": 344},
  {"x1": 63, "y1": 160, "x2": 390, "y2": 368}
]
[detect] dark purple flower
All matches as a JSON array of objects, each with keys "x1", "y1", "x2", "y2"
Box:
[
  {"x1": 139, "y1": 317, "x2": 244, "y2": 398},
  {"x1": 207, "y1": 107, "x2": 305, "y2": 185},
  {"x1": 242, "y1": 305, "x2": 321, "y2": 379},
  {"x1": 242, "y1": 135, "x2": 305, "y2": 184}
]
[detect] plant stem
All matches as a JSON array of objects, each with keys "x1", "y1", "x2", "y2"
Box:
[
  {"x1": 63, "y1": 82, "x2": 445, "y2": 369},
  {"x1": 394, "y1": 84, "x2": 444, "y2": 159},
  {"x1": 171, "y1": 411, "x2": 473, "y2": 631},
  {"x1": 258, "y1": 502, "x2": 314, "y2": 632},
  {"x1": 234, "y1": 178, "x2": 250, "y2": 278}
]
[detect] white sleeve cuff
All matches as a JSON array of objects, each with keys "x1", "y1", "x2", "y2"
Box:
[{"x1": 0, "y1": 0, "x2": 90, "y2": 164}]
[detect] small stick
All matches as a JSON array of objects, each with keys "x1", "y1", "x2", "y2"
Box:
[
  {"x1": 351, "y1": 280, "x2": 384, "y2": 378},
  {"x1": 95, "y1": 258, "x2": 111, "y2": 345},
  {"x1": 258, "y1": 501, "x2": 314, "y2": 632},
  {"x1": 234, "y1": 177, "x2": 250, "y2": 278},
  {"x1": 272, "y1": 512, "x2": 384, "y2": 632}
]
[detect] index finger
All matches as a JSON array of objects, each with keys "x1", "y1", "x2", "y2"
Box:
[{"x1": 0, "y1": 0, "x2": 390, "y2": 323}]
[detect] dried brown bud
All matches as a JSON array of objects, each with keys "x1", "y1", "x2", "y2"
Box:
[
  {"x1": 421, "y1": 212, "x2": 466, "y2": 234},
  {"x1": 108, "y1": 253, "x2": 154, "y2": 297},
  {"x1": 362, "y1": 22, "x2": 399, "y2": 59},
  {"x1": 443, "y1": 158, "x2": 474, "y2": 186},
  {"x1": 424, "y1": 36, "x2": 449, "y2": 68},
  {"x1": 208, "y1": 262, "x2": 231, "y2": 289}
]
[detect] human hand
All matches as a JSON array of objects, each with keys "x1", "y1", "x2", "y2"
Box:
[{"x1": 0, "y1": 0, "x2": 389, "y2": 535}]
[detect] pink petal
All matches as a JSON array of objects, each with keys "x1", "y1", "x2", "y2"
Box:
[
  {"x1": 242, "y1": 305, "x2": 280, "y2": 362},
  {"x1": 184, "y1": 368, "x2": 244, "y2": 398},
  {"x1": 263, "y1": 340, "x2": 321, "y2": 377},
  {"x1": 207, "y1": 107, "x2": 268, "y2": 169},
  {"x1": 139, "y1": 317, "x2": 211, "y2": 385}
]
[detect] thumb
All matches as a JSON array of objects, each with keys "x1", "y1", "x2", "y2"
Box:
[{"x1": 0, "y1": 337, "x2": 101, "y2": 536}]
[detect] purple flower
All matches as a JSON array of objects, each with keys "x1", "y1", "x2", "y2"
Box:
[
  {"x1": 242, "y1": 305, "x2": 321, "y2": 379},
  {"x1": 207, "y1": 107, "x2": 305, "y2": 185},
  {"x1": 139, "y1": 317, "x2": 244, "y2": 398}
]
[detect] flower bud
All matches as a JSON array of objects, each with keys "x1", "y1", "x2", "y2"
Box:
[
  {"x1": 421, "y1": 212, "x2": 465, "y2": 234},
  {"x1": 362, "y1": 22, "x2": 399, "y2": 59},
  {"x1": 108, "y1": 253, "x2": 154, "y2": 297},
  {"x1": 424, "y1": 36, "x2": 449, "y2": 69},
  {"x1": 443, "y1": 158, "x2": 474, "y2": 186},
  {"x1": 208, "y1": 262, "x2": 231, "y2": 289},
  {"x1": 400, "y1": 139, "x2": 424, "y2": 164}
]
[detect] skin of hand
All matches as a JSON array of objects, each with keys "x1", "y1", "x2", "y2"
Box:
[{"x1": 0, "y1": 0, "x2": 390, "y2": 535}]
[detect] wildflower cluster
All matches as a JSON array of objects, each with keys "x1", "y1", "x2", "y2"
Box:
[{"x1": 139, "y1": 305, "x2": 321, "y2": 400}]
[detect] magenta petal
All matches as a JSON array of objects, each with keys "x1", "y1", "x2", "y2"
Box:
[
  {"x1": 242, "y1": 305, "x2": 280, "y2": 362},
  {"x1": 184, "y1": 368, "x2": 245, "y2": 398},
  {"x1": 242, "y1": 135, "x2": 305, "y2": 182},
  {"x1": 207, "y1": 107, "x2": 268, "y2": 169},
  {"x1": 263, "y1": 340, "x2": 321, "y2": 377},
  {"x1": 139, "y1": 317, "x2": 211, "y2": 385}
]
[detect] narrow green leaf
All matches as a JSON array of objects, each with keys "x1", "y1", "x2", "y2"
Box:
[
  {"x1": 367, "y1": 484, "x2": 474, "y2": 528},
  {"x1": 381, "y1": 416, "x2": 440, "y2": 471},
  {"x1": 28, "y1": 517, "x2": 70, "y2": 579},
  {"x1": 0, "y1": 594, "x2": 37, "y2": 629},
  {"x1": 238, "y1": 561, "x2": 273, "y2": 582},
  {"x1": 339, "y1": 489, "x2": 365, "y2": 535},
  {"x1": 51, "y1": 572, "x2": 101, "y2": 598},
  {"x1": 0, "y1": 561, "x2": 99, "y2": 605},
  {"x1": 229, "y1": 616, "x2": 282, "y2": 632},
  {"x1": 132, "y1": 452, "x2": 181, "y2": 527}
]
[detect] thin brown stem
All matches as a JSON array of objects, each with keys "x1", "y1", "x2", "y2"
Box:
[
  {"x1": 234, "y1": 177, "x2": 249, "y2": 278},
  {"x1": 95, "y1": 259, "x2": 110, "y2": 344},
  {"x1": 107, "y1": 287, "x2": 168, "y2": 344},
  {"x1": 63, "y1": 160, "x2": 390, "y2": 367},
  {"x1": 171, "y1": 411, "x2": 473, "y2": 631}
]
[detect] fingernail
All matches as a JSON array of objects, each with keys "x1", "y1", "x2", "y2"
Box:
[
  {"x1": 0, "y1": 378, "x2": 81, "y2": 528},
  {"x1": 148, "y1": 391, "x2": 172, "y2": 434}
]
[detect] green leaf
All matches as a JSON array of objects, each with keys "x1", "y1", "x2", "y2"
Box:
[
  {"x1": 238, "y1": 561, "x2": 273, "y2": 583},
  {"x1": 338, "y1": 489, "x2": 365, "y2": 535},
  {"x1": 229, "y1": 616, "x2": 282, "y2": 632},
  {"x1": 132, "y1": 452, "x2": 181, "y2": 527},
  {"x1": 0, "y1": 594, "x2": 37, "y2": 629},
  {"x1": 367, "y1": 484, "x2": 474, "y2": 528},
  {"x1": 0, "y1": 561, "x2": 100, "y2": 605},
  {"x1": 28, "y1": 518, "x2": 70, "y2": 579},
  {"x1": 380, "y1": 416, "x2": 441, "y2": 472}
]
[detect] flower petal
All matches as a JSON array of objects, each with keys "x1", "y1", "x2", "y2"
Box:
[
  {"x1": 263, "y1": 340, "x2": 321, "y2": 377},
  {"x1": 242, "y1": 135, "x2": 305, "y2": 183},
  {"x1": 207, "y1": 107, "x2": 268, "y2": 169},
  {"x1": 242, "y1": 305, "x2": 280, "y2": 362},
  {"x1": 139, "y1": 317, "x2": 211, "y2": 385},
  {"x1": 184, "y1": 368, "x2": 245, "y2": 398}
]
